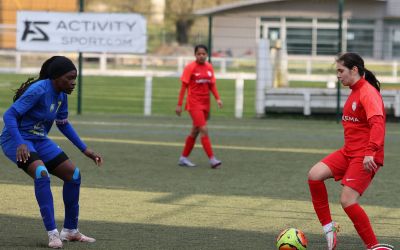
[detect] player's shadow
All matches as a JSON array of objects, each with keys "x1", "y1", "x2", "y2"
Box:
[{"x1": 0, "y1": 214, "x2": 397, "y2": 250}]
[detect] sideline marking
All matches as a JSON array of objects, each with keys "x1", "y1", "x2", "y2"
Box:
[{"x1": 50, "y1": 135, "x2": 332, "y2": 154}]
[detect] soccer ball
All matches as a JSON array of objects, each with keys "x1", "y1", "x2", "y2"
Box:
[{"x1": 276, "y1": 228, "x2": 308, "y2": 250}]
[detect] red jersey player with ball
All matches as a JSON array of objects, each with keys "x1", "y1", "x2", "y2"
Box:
[
  {"x1": 308, "y1": 52, "x2": 390, "y2": 250},
  {"x1": 176, "y1": 44, "x2": 223, "y2": 169}
]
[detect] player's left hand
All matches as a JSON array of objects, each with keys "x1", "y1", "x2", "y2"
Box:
[
  {"x1": 83, "y1": 148, "x2": 103, "y2": 166},
  {"x1": 363, "y1": 155, "x2": 377, "y2": 172},
  {"x1": 217, "y1": 99, "x2": 223, "y2": 109}
]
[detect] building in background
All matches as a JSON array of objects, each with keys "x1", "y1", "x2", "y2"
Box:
[
  {"x1": 195, "y1": 0, "x2": 400, "y2": 59},
  {"x1": 0, "y1": 0, "x2": 77, "y2": 49}
]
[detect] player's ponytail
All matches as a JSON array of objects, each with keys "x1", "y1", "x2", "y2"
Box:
[
  {"x1": 336, "y1": 52, "x2": 380, "y2": 92},
  {"x1": 364, "y1": 68, "x2": 380, "y2": 92},
  {"x1": 13, "y1": 56, "x2": 59, "y2": 102}
]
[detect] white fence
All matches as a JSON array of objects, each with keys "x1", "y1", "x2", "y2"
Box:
[
  {"x1": 0, "y1": 50, "x2": 399, "y2": 117},
  {"x1": 265, "y1": 88, "x2": 400, "y2": 117},
  {"x1": 0, "y1": 50, "x2": 398, "y2": 81}
]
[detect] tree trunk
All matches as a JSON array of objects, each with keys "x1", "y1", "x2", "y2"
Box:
[{"x1": 176, "y1": 19, "x2": 193, "y2": 45}]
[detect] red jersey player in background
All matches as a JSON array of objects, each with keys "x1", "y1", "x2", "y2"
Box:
[
  {"x1": 175, "y1": 44, "x2": 223, "y2": 168},
  {"x1": 308, "y1": 52, "x2": 390, "y2": 250}
]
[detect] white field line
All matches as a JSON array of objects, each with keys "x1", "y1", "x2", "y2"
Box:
[{"x1": 50, "y1": 135, "x2": 333, "y2": 155}]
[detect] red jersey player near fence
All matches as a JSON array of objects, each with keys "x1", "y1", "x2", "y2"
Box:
[
  {"x1": 308, "y1": 52, "x2": 390, "y2": 250},
  {"x1": 175, "y1": 44, "x2": 223, "y2": 168}
]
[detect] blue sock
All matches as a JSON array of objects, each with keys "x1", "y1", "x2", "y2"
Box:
[
  {"x1": 63, "y1": 168, "x2": 81, "y2": 229},
  {"x1": 34, "y1": 166, "x2": 56, "y2": 231}
]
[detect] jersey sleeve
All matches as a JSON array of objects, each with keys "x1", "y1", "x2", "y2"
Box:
[
  {"x1": 208, "y1": 64, "x2": 220, "y2": 100},
  {"x1": 12, "y1": 84, "x2": 45, "y2": 116},
  {"x1": 360, "y1": 86, "x2": 384, "y2": 119},
  {"x1": 180, "y1": 63, "x2": 193, "y2": 84},
  {"x1": 365, "y1": 115, "x2": 385, "y2": 156},
  {"x1": 209, "y1": 63, "x2": 216, "y2": 84},
  {"x1": 177, "y1": 82, "x2": 187, "y2": 106}
]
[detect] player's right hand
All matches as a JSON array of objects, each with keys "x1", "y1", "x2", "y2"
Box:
[
  {"x1": 175, "y1": 105, "x2": 182, "y2": 116},
  {"x1": 16, "y1": 144, "x2": 30, "y2": 163}
]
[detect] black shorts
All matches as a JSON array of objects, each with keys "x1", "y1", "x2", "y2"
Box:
[{"x1": 18, "y1": 151, "x2": 69, "y2": 173}]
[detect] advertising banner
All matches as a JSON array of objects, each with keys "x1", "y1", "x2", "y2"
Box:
[{"x1": 16, "y1": 11, "x2": 147, "y2": 53}]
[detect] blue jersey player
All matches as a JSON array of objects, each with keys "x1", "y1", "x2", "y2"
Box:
[{"x1": 1, "y1": 56, "x2": 103, "y2": 249}]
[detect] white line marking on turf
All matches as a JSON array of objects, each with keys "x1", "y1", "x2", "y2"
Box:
[{"x1": 50, "y1": 136, "x2": 333, "y2": 154}]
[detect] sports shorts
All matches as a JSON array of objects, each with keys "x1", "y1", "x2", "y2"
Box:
[
  {"x1": 322, "y1": 149, "x2": 380, "y2": 195},
  {"x1": 189, "y1": 109, "x2": 209, "y2": 127},
  {"x1": 2, "y1": 137, "x2": 64, "y2": 167}
]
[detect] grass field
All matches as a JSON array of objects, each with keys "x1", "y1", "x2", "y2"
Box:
[
  {"x1": 0, "y1": 114, "x2": 399, "y2": 249},
  {"x1": 0, "y1": 74, "x2": 399, "y2": 249}
]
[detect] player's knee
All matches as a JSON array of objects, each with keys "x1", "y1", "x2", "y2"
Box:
[
  {"x1": 72, "y1": 167, "x2": 81, "y2": 181},
  {"x1": 199, "y1": 127, "x2": 208, "y2": 135},
  {"x1": 190, "y1": 129, "x2": 200, "y2": 137},
  {"x1": 340, "y1": 197, "x2": 355, "y2": 208},
  {"x1": 308, "y1": 162, "x2": 330, "y2": 181},
  {"x1": 307, "y1": 166, "x2": 319, "y2": 180},
  {"x1": 340, "y1": 191, "x2": 358, "y2": 208},
  {"x1": 35, "y1": 166, "x2": 49, "y2": 179}
]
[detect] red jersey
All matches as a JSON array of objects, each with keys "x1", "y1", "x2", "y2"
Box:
[
  {"x1": 177, "y1": 61, "x2": 220, "y2": 111},
  {"x1": 341, "y1": 78, "x2": 385, "y2": 165}
]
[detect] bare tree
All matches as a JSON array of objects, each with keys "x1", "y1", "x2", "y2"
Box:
[{"x1": 165, "y1": 0, "x2": 196, "y2": 44}]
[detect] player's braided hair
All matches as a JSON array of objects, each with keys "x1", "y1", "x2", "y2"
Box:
[
  {"x1": 336, "y1": 52, "x2": 381, "y2": 92},
  {"x1": 13, "y1": 56, "x2": 60, "y2": 102}
]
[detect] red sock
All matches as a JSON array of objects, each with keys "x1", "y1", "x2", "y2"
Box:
[
  {"x1": 344, "y1": 203, "x2": 378, "y2": 248},
  {"x1": 201, "y1": 135, "x2": 214, "y2": 158},
  {"x1": 182, "y1": 136, "x2": 196, "y2": 157},
  {"x1": 308, "y1": 180, "x2": 332, "y2": 226}
]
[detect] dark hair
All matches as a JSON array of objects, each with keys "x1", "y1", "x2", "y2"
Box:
[
  {"x1": 194, "y1": 44, "x2": 208, "y2": 54},
  {"x1": 13, "y1": 56, "x2": 76, "y2": 102},
  {"x1": 336, "y1": 52, "x2": 380, "y2": 92}
]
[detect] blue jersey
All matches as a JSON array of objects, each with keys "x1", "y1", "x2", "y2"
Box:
[{"x1": 1, "y1": 79, "x2": 68, "y2": 141}]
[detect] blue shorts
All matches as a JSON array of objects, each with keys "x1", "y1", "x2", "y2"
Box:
[{"x1": 2, "y1": 137, "x2": 63, "y2": 164}]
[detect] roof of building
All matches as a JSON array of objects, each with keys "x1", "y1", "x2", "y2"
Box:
[{"x1": 194, "y1": 0, "x2": 386, "y2": 16}]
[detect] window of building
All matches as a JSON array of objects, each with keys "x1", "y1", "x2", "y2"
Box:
[
  {"x1": 347, "y1": 28, "x2": 374, "y2": 57},
  {"x1": 393, "y1": 28, "x2": 400, "y2": 58},
  {"x1": 287, "y1": 28, "x2": 312, "y2": 55},
  {"x1": 317, "y1": 29, "x2": 339, "y2": 55}
]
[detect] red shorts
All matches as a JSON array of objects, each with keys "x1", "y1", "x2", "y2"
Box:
[
  {"x1": 189, "y1": 109, "x2": 209, "y2": 127},
  {"x1": 322, "y1": 150, "x2": 380, "y2": 195}
]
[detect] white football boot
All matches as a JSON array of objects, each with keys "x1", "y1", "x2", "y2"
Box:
[
  {"x1": 324, "y1": 221, "x2": 339, "y2": 250},
  {"x1": 60, "y1": 228, "x2": 96, "y2": 243},
  {"x1": 178, "y1": 156, "x2": 196, "y2": 167},
  {"x1": 209, "y1": 157, "x2": 222, "y2": 169},
  {"x1": 48, "y1": 230, "x2": 63, "y2": 249}
]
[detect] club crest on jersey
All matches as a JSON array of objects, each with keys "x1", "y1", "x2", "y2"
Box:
[
  {"x1": 352, "y1": 101, "x2": 357, "y2": 111},
  {"x1": 50, "y1": 104, "x2": 55, "y2": 112},
  {"x1": 207, "y1": 70, "x2": 212, "y2": 77}
]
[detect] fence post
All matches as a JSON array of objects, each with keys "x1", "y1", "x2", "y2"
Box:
[
  {"x1": 306, "y1": 59, "x2": 312, "y2": 75},
  {"x1": 303, "y1": 92, "x2": 311, "y2": 115},
  {"x1": 142, "y1": 55, "x2": 147, "y2": 71},
  {"x1": 144, "y1": 74, "x2": 153, "y2": 116},
  {"x1": 100, "y1": 53, "x2": 107, "y2": 71},
  {"x1": 394, "y1": 91, "x2": 400, "y2": 117},
  {"x1": 15, "y1": 52, "x2": 21, "y2": 72},
  {"x1": 178, "y1": 57, "x2": 184, "y2": 73},
  {"x1": 235, "y1": 75, "x2": 244, "y2": 118},
  {"x1": 221, "y1": 58, "x2": 226, "y2": 74},
  {"x1": 393, "y1": 60, "x2": 398, "y2": 82},
  {"x1": 256, "y1": 39, "x2": 271, "y2": 117}
]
